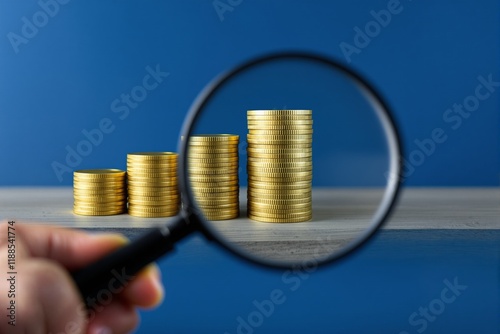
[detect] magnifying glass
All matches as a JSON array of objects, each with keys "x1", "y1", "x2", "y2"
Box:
[{"x1": 72, "y1": 51, "x2": 403, "y2": 305}]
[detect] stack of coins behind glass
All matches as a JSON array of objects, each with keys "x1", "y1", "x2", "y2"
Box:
[
  {"x1": 73, "y1": 169, "x2": 127, "y2": 216},
  {"x1": 246, "y1": 110, "x2": 313, "y2": 223},
  {"x1": 188, "y1": 135, "x2": 240, "y2": 220},
  {"x1": 127, "y1": 152, "x2": 179, "y2": 218}
]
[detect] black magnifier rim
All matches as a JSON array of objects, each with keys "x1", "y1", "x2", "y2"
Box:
[{"x1": 178, "y1": 50, "x2": 403, "y2": 270}]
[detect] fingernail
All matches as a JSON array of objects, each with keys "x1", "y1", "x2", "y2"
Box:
[
  {"x1": 93, "y1": 326, "x2": 112, "y2": 334},
  {"x1": 91, "y1": 233, "x2": 129, "y2": 245},
  {"x1": 145, "y1": 264, "x2": 164, "y2": 306}
]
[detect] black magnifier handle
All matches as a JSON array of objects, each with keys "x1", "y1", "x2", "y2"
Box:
[{"x1": 72, "y1": 215, "x2": 194, "y2": 306}]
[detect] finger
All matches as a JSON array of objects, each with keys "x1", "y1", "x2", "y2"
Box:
[
  {"x1": 121, "y1": 263, "x2": 164, "y2": 309},
  {"x1": 14, "y1": 223, "x2": 128, "y2": 270},
  {"x1": 21, "y1": 259, "x2": 87, "y2": 334},
  {"x1": 86, "y1": 300, "x2": 139, "y2": 334}
]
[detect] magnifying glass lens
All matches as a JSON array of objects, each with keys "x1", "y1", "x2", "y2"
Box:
[{"x1": 182, "y1": 54, "x2": 399, "y2": 267}]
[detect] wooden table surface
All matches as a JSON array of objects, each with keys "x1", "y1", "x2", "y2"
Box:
[{"x1": 1, "y1": 187, "x2": 499, "y2": 262}]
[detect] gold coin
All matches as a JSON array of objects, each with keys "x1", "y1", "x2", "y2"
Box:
[
  {"x1": 248, "y1": 202, "x2": 311, "y2": 210},
  {"x1": 246, "y1": 162, "x2": 312, "y2": 169},
  {"x1": 247, "y1": 147, "x2": 312, "y2": 153},
  {"x1": 73, "y1": 189, "x2": 127, "y2": 197},
  {"x1": 74, "y1": 169, "x2": 126, "y2": 178},
  {"x1": 194, "y1": 198, "x2": 239, "y2": 205},
  {"x1": 73, "y1": 180, "x2": 126, "y2": 188},
  {"x1": 247, "y1": 180, "x2": 311, "y2": 189},
  {"x1": 127, "y1": 208, "x2": 179, "y2": 217},
  {"x1": 248, "y1": 121, "x2": 313, "y2": 128},
  {"x1": 247, "y1": 119, "x2": 313, "y2": 129},
  {"x1": 189, "y1": 174, "x2": 238, "y2": 182},
  {"x1": 194, "y1": 192, "x2": 238, "y2": 199},
  {"x1": 128, "y1": 196, "x2": 180, "y2": 206},
  {"x1": 127, "y1": 173, "x2": 178, "y2": 179},
  {"x1": 193, "y1": 187, "x2": 239, "y2": 194},
  {"x1": 247, "y1": 115, "x2": 312, "y2": 120},
  {"x1": 127, "y1": 170, "x2": 177, "y2": 177},
  {"x1": 127, "y1": 162, "x2": 177, "y2": 168},
  {"x1": 73, "y1": 177, "x2": 126, "y2": 185},
  {"x1": 203, "y1": 213, "x2": 239, "y2": 221},
  {"x1": 128, "y1": 195, "x2": 179, "y2": 203},
  {"x1": 74, "y1": 209, "x2": 126, "y2": 216},
  {"x1": 248, "y1": 197, "x2": 312, "y2": 205},
  {"x1": 128, "y1": 211, "x2": 178, "y2": 218},
  {"x1": 73, "y1": 209, "x2": 126, "y2": 216},
  {"x1": 247, "y1": 188, "x2": 311, "y2": 196},
  {"x1": 247, "y1": 192, "x2": 311, "y2": 200},
  {"x1": 201, "y1": 208, "x2": 239, "y2": 216},
  {"x1": 248, "y1": 130, "x2": 313, "y2": 136},
  {"x1": 194, "y1": 190, "x2": 239, "y2": 197},
  {"x1": 247, "y1": 157, "x2": 311, "y2": 164},
  {"x1": 127, "y1": 159, "x2": 177, "y2": 164},
  {"x1": 73, "y1": 185, "x2": 126, "y2": 192},
  {"x1": 248, "y1": 169, "x2": 311, "y2": 177},
  {"x1": 74, "y1": 200, "x2": 127, "y2": 208},
  {"x1": 247, "y1": 214, "x2": 311, "y2": 223},
  {"x1": 73, "y1": 194, "x2": 127, "y2": 202},
  {"x1": 188, "y1": 159, "x2": 239, "y2": 168},
  {"x1": 198, "y1": 200, "x2": 240, "y2": 209},
  {"x1": 247, "y1": 193, "x2": 311, "y2": 201},
  {"x1": 188, "y1": 146, "x2": 239, "y2": 153},
  {"x1": 188, "y1": 156, "x2": 239, "y2": 165},
  {"x1": 247, "y1": 151, "x2": 312, "y2": 158},
  {"x1": 73, "y1": 176, "x2": 125, "y2": 182},
  {"x1": 188, "y1": 169, "x2": 238, "y2": 176},
  {"x1": 247, "y1": 142, "x2": 311, "y2": 148},
  {"x1": 247, "y1": 110, "x2": 312, "y2": 116},
  {"x1": 248, "y1": 177, "x2": 312, "y2": 183},
  {"x1": 194, "y1": 197, "x2": 239, "y2": 205},
  {"x1": 188, "y1": 163, "x2": 238, "y2": 170},
  {"x1": 128, "y1": 195, "x2": 179, "y2": 202},
  {"x1": 247, "y1": 168, "x2": 311, "y2": 175},
  {"x1": 188, "y1": 180, "x2": 238, "y2": 187},
  {"x1": 189, "y1": 134, "x2": 239, "y2": 142},
  {"x1": 127, "y1": 152, "x2": 177, "y2": 160},
  {"x1": 247, "y1": 210, "x2": 312, "y2": 218},
  {"x1": 247, "y1": 135, "x2": 312, "y2": 143},
  {"x1": 127, "y1": 190, "x2": 178, "y2": 196},
  {"x1": 128, "y1": 204, "x2": 180, "y2": 213},
  {"x1": 188, "y1": 152, "x2": 238, "y2": 158},
  {"x1": 127, "y1": 179, "x2": 178, "y2": 187}
]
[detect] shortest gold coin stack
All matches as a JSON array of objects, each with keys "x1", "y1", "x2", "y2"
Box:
[
  {"x1": 127, "y1": 152, "x2": 180, "y2": 218},
  {"x1": 188, "y1": 134, "x2": 240, "y2": 220},
  {"x1": 73, "y1": 169, "x2": 127, "y2": 216}
]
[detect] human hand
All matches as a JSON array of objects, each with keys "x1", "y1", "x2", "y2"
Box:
[{"x1": 0, "y1": 221, "x2": 164, "y2": 334}]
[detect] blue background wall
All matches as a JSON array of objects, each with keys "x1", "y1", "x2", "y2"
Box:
[
  {"x1": 0, "y1": 0, "x2": 499, "y2": 186},
  {"x1": 0, "y1": 1, "x2": 499, "y2": 333}
]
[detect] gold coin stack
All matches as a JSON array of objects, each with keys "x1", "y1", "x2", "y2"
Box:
[
  {"x1": 127, "y1": 152, "x2": 179, "y2": 218},
  {"x1": 247, "y1": 110, "x2": 313, "y2": 223},
  {"x1": 73, "y1": 169, "x2": 127, "y2": 216},
  {"x1": 188, "y1": 134, "x2": 240, "y2": 220}
]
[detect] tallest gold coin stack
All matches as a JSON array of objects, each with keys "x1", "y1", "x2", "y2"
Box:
[{"x1": 246, "y1": 110, "x2": 313, "y2": 223}]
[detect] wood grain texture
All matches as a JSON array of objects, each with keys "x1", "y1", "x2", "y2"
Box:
[{"x1": 1, "y1": 187, "x2": 498, "y2": 262}]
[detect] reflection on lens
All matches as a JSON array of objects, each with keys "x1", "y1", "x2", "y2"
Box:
[{"x1": 183, "y1": 54, "x2": 399, "y2": 266}]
